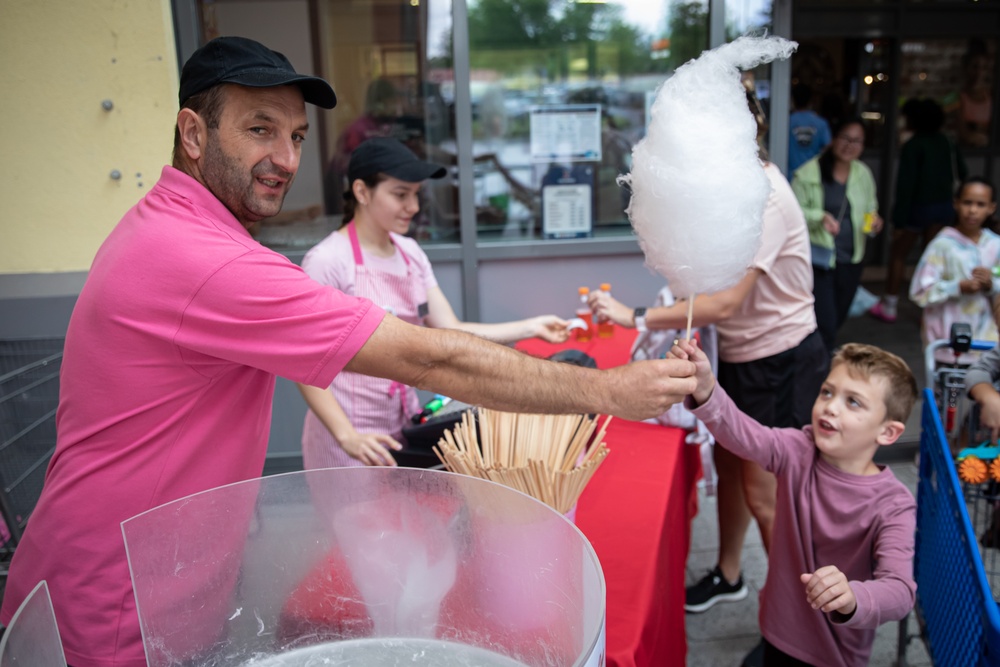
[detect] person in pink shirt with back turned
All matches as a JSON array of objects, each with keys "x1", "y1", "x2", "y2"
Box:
[
  {"x1": 671, "y1": 339, "x2": 918, "y2": 667},
  {"x1": 0, "y1": 36, "x2": 698, "y2": 667}
]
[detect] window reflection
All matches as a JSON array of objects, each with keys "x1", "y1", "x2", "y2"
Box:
[
  {"x1": 466, "y1": 0, "x2": 710, "y2": 240},
  {"x1": 197, "y1": 0, "x2": 462, "y2": 247},
  {"x1": 316, "y1": 0, "x2": 461, "y2": 243},
  {"x1": 196, "y1": 0, "x2": 713, "y2": 246},
  {"x1": 725, "y1": 0, "x2": 773, "y2": 38},
  {"x1": 899, "y1": 38, "x2": 994, "y2": 149},
  {"x1": 725, "y1": 0, "x2": 774, "y2": 156}
]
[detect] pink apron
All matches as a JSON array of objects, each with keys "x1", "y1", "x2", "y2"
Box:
[{"x1": 302, "y1": 222, "x2": 427, "y2": 468}]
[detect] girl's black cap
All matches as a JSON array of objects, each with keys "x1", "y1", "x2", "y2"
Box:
[
  {"x1": 179, "y1": 36, "x2": 337, "y2": 109},
  {"x1": 348, "y1": 138, "x2": 448, "y2": 183}
]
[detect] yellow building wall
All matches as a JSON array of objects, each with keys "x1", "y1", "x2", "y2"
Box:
[{"x1": 1, "y1": 0, "x2": 178, "y2": 274}]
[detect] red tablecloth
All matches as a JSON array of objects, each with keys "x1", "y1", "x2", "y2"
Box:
[{"x1": 517, "y1": 327, "x2": 700, "y2": 667}]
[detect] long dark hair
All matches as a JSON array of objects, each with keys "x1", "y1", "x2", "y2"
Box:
[
  {"x1": 342, "y1": 173, "x2": 388, "y2": 224},
  {"x1": 818, "y1": 116, "x2": 865, "y2": 184}
]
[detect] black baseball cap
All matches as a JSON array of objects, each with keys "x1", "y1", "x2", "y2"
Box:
[
  {"x1": 179, "y1": 36, "x2": 337, "y2": 109},
  {"x1": 348, "y1": 138, "x2": 448, "y2": 184}
]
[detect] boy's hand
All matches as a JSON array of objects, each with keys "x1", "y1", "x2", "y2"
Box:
[
  {"x1": 668, "y1": 338, "x2": 715, "y2": 405},
  {"x1": 800, "y1": 566, "x2": 856, "y2": 618}
]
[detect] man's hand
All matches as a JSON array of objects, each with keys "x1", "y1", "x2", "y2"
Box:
[
  {"x1": 602, "y1": 358, "x2": 697, "y2": 421},
  {"x1": 800, "y1": 566, "x2": 856, "y2": 618},
  {"x1": 340, "y1": 431, "x2": 402, "y2": 466}
]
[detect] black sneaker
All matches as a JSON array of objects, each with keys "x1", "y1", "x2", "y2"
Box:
[{"x1": 684, "y1": 565, "x2": 748, "y2": 613}]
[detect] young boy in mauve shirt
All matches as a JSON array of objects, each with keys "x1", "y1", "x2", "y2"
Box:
[{"x1": 672, "y1": 340, "x2": 919, "y2": 667}]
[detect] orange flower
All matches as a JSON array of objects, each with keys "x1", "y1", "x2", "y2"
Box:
[{"x1": 959, "y1": 457, "x2": 988, "y2": 485}]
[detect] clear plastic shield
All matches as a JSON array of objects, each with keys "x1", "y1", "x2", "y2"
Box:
[
  {"x1": 122, "y1": 467, "x2": 605, "y2": 666},
  {"x1": 0, "y1": 580, "x2": 67, "y2": 667}
]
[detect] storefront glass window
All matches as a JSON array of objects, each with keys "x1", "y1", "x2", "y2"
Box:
[
  {"x1": 196, "y1": 0, "x2": 462, "y2": 248},
  {"x1": 726, "y1": 0, "x2": 774, "y2": 150},
  {"x1": 195, "y1": 0, "x2": 715, "y2": 246},
  {"x1": 727, "y1": 0, "x2": 772, "y2": 37},
  {"x1": 465, "y1": 0, "x2": 709, "y2": 241},
  {"x1": 314, "y1": 0, "x2": 461, "y2": 243}
]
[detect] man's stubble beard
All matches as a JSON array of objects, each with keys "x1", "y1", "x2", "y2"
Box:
[{"x1": 201, "y1": 133, "x2": 292, "y2": 227}]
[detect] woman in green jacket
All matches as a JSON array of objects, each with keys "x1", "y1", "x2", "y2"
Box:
[{"x1": 792, "y1": 116, "x2": 883, "y2": 352}]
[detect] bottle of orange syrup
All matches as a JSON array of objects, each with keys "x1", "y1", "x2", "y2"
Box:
[
  {"x1": 575, "y1": 287, "x2": 593, "y2": 342},
  {"x1": 597, "y1": 283, "x2": 615, "y2": 338}
]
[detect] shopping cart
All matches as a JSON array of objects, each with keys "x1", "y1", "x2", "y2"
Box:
[
  {"x1": 917, "y1": 326, "x2": 994, "y2": 465},
  {"x1": 0, "y1": 338, "x2": 63, "y2": 576},
  {"x1": 897, "y1": 331, "x2": 1000, "y2": 666}
]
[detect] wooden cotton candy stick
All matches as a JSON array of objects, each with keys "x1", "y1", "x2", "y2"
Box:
[{"x1": 685, "y1": 295, "x2": 696, "y2": 341}]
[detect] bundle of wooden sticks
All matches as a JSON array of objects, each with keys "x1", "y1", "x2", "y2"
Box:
[{"x1": 434, "y1": 408, "x2": 611, "y2": 515}]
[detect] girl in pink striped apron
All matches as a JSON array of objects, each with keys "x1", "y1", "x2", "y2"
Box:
[{"x1": 299, "y1": 138, "x2": 570, "y2": 468}]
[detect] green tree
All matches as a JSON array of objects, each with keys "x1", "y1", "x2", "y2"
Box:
[
  {"x1": 466, "y1": 0, "x2": 663, "y2": 79},
  {"x1": 467, "y1": 0, "x2": 561, "y2": 48},
  {"x1": 605, "y1": 16, "x2": 661, "y2": 75},
  {"x1": 667, "y1": 1, "x2": 709, "y2": 71}
]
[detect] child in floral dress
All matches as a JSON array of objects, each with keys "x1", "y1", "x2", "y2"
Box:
[{"x1": 910, "y1": 177, "x2": 999, "y2": 346}]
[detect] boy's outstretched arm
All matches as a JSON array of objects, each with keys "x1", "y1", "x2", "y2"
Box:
[
  {"x1": 669, "y1": 339, "x2": 715, "y2": 405},
  {"x1": 800, "y1": 566, "x2": 857, "y2": 621}
]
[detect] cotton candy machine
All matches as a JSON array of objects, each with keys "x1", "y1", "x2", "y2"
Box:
[
  {"x1": 0, "y1": 580, "x2": 67, "y2": 667},
  {"x1": 122, "y1": 467, "x2": 605, "y2": 666}
]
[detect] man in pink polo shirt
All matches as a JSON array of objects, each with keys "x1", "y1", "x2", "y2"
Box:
[{"x1": 0, "y1": 37, "x2": 696, "y2": 666}]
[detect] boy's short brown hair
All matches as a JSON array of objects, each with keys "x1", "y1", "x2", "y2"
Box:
[{"x1": 831, "y1": 343, "x2": 918, "y2": 423}]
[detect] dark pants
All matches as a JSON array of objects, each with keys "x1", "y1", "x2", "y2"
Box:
[
  {"x1": 813, "y1": 262, "x2": 865, "y2": 354},
  {"x1": 763, "y1": 637, "x2": 815, "y2": 666},
  {"x1": 718, "y1": 330, "x2": 829, "y2": 429}
]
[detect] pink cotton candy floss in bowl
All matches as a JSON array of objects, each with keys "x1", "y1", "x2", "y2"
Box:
[{"x1": 619, "y1": 35, "x2": 797, "y2": 298}]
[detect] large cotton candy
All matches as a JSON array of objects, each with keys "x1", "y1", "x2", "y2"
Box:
[{"x1": 620, "y1": 35, "x2": 797, "y2": 297}]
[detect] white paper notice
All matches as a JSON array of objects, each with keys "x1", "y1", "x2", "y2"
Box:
[
  {"x1": 542, "y1": 184, "x2": 592, "y2": 238},
  {"x1": 529, "y1": 105, "x2": 602, "y2": 162}
]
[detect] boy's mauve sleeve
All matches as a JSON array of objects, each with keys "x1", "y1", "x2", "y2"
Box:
[
  {"x1": 688, "y1": 385, "x2": 804, "y2": 474},
  {"x1": 836, "y1": 494, "x2": 917, "y2": 628}
]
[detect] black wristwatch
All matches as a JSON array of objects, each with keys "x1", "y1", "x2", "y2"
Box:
[{"x1": 633, "y1": 307, "x2": 648, "y2": 333}]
